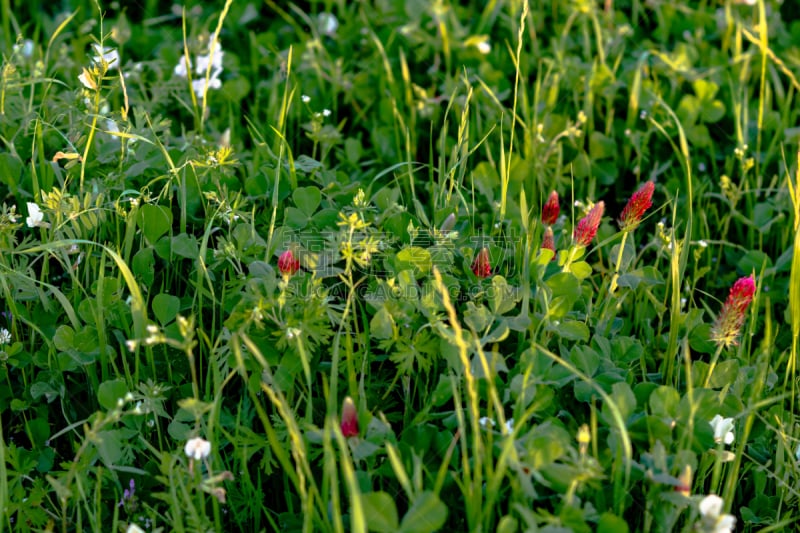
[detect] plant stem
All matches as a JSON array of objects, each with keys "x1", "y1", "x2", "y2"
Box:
[
  {"x1": 609, "y1": 230, "x2": 630, "y2": 294},
  {"x1": 703, "y1": 344, "x2": 726, "y2": 388}
]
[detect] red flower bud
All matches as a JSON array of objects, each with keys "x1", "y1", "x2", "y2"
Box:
[
  {"x1": 341, "y1": 396, "x2": 359, "y2": 437},
  {"x1": 541, "y1": 226, "x2": 556, "y2": 258},
  {"x1": 710, "y1": 275, "x2": 756, "y2": 348},
  {"x1": 278, "y1": 250, "x2": 300, "y2": 276},
  {"x1": 471, "y1": 247, "x2": 491, "y2": 278},
  {"x1": 676, "y1": 465, "x2": 692, "y2": 498},
  {"x1": 542, "y1": 190, "x2": 560, "y2": 226},
  {"x1": 573, "y1": 201, "x2": 605, "y2": 247},
  {"x1": 618, "y1": 181, "x2": 654, "y2": 231}
]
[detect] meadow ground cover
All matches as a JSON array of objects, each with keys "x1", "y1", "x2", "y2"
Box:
[{"x1": 1, "y1": 0, "x2": 800, "y2": 531}]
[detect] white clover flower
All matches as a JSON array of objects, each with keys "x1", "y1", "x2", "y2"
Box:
[
  {"x1": 185, "y1": 437, "x2": 212, "y2": 460},
  {"x1": 318, "y1": 12, "x2": 339, "y2": 36},
  {"x1": 92, "y1": 44, "x2": 119, "y2": 70},
  {"x1": 322, "y1": 108, "x2": 331, "y2": 117},
  {"x1": 125, "y1": 339, "x2": 137, "y2": 352},
  {"x1": 476, "y1": 39, "x2": 491, "y2": 54},
  {"x1": 504, "y1": 418, "x2": 514, "y2": 433},
  {"x1": 0, "y1": 328, "x2": 11, "y2": 345},
  {"x1": 709, "y1": 415, "x2": 735, "y2": 445},
  {"x1": 126, "y1": 524, "x2": 146, "y2": 533},
  {"x1": 301, "y1": 94, "x2": 311, "y2": 103},
  {"x1": 478, "y1": 417, "x2": 496, "y2": 429},
  {"x1": 698, "y1": 494, "x2": 736, "y2": 533},
  {"x1": 26, "y1": 202, "x2": 50, "y2": 228}
]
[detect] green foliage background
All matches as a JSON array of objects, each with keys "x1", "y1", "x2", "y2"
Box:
[{"x1": 1, "y1": 0, "x2": 800, "y2": 532}]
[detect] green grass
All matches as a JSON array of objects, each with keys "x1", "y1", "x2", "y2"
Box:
[{"x1": 1, "y1": 0, "x2": 799, "y2": 531}]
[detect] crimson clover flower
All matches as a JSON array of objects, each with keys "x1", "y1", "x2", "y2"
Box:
[
  {"x1": 278, "y1": 250, "x2": 300, "y2": 276},
  {"x1": 618, "y1": 181, "x2": 655, "y2": 231},
  {"x1": 710, "y1": 275, "x2": 756, "y2": 348},
  {"x1": 471, "y1": 247, "x2": 491, "y2": 278},
  {"x1": 573, "y1": 201, "x2": 605, "y2": 247},
  {"x1": 341, "y1": 396, "x2": 359, "y2": 437},
  {"x1": 541, "y1": 190, "x2": 560, "y2": 226}
]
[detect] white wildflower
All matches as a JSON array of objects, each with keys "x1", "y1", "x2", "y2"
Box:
[
  {"x1": 174, "y1": 54, "x2": 191, "y2": 77},
  {"x1": 476, "y1": 39, "x2": 491, "y2": 54},
  {"x1": 25, "y1": 202, "x2": 50, "y2": 228},
  {"x1": 92, "y1": 44, "x2": 119, "y2": 70},
  {"x1": 173, "y1": 36, "x2": 224, "y2": 99},
  {"x1": 126, "y1": 524, "x2": 146, "y2": 533},
  {"x1": 322, "y1": 108, "x2": 331, "y2": 117},
  {"x1": 318, "y1": 12, "x2": 339, "y2": 36},
  {"x1": 13, "y1": 39, "x2": 35, "y2": 58},
  {"x1": 78, "y1": 68, "x2": 97, "y2": 90},
  {"x1": 185, "y1": 437, "x2": 212, "y2": 460},
  {"x1": 0, "y1": 328, "x2": 10, "y2": 345},
  {"x1": 191, "y1": 76, "x2": 222, "y2": 99},
  {"x1": 709, "y1": 415, "x2": 735, "y2": 445},
  {"x1": 195, "y1": 49, "x2": 223, "y2": 77},
  {"x1": 504, "y1": 418, "x2": 514, "y2": 433},
  {"x1": 106, "y1": 119, "x2": 120, "y2": 142},
  {"x1": 301, "y1": 94, "x2": 311, "y2": 103},
  {"x1": 698, "y1": 494, "x2": 736, "y2": 533},
  {"x1": 478, "y1": 417, "x2": 495, "y2": 429}
]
